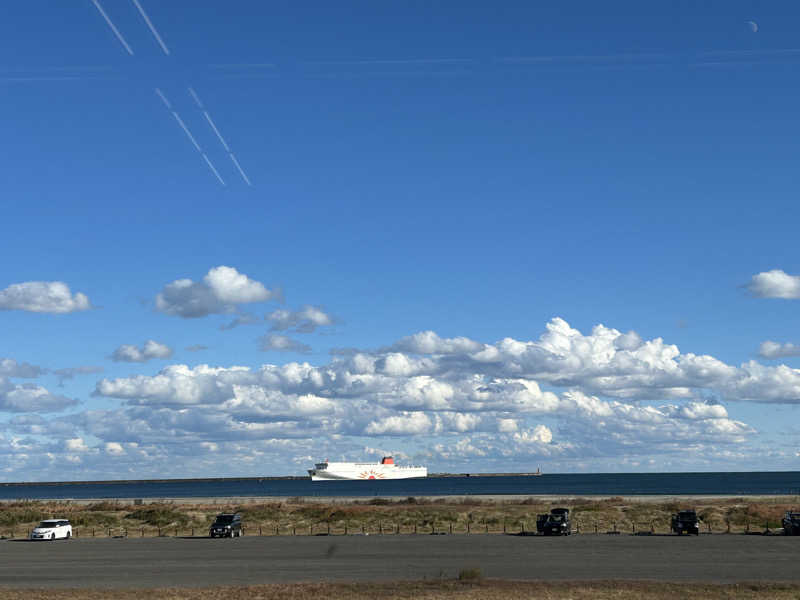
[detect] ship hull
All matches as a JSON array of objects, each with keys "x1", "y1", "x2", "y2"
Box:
[{"x1": 309, "y1": 462, "x2": 427, "y2": 481}]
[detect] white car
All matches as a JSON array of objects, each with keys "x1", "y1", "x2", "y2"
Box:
[{"x1": 30, "y1": 519, "x2": 72, "y2": 541}]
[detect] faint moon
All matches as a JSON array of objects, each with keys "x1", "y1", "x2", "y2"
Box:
[{"x1": 746, "y1": 20, "x2": 759, "y2": 33}]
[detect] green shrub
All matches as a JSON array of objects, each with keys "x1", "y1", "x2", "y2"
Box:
[
  {"x1": 457, "y1": 567, "x2": 483, "y2": 582},
  {"x1": 124, "y1": 506, "x2": 189, "y2": 527}
]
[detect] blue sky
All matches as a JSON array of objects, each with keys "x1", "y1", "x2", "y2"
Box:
[{"x1": 1, "y1": 1, "x2": 799, "y2": 480}]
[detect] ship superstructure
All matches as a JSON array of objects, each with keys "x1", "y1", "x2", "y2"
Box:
[{"x1": 308, "y1": 456, "x2": 427, "y2": 481}]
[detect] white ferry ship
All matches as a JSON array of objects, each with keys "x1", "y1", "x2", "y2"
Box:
[{"x1": 308, "y1": 456, "x2": 427, "y2": 481}]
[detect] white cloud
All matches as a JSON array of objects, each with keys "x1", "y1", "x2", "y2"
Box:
[
  {"x1": 65, "y1": 438, "x2": 89, "y2": 452},
  {"x1": 365, "y1": 412, "x2": 432, "y2": 435},
  {"x1": 0, "y1": 378, "x2": 78, "y2": 412},
  {"x1": 111, "y1": 340, "x2": 173, "y2": 363},
  {"x1": 260, "y1": 334, "x2": 311, "y2": 354},
  {"x1": 15, "y1": 316, "x2": 800, "y2": 479},
  {"x1": 267, "y1": 305, "x2": 334, "y2": 333},
  {"x1": 390, "y1": 331, "x2": 483, "y2": 354},
  {"x1": 0, "y1": 358, "x2": 44, "y2": 379},
  {"x1": 747, "y1": 269, "x2": 800, "y2": 299},
  {"x1": 155, "y1": 266, "x2": 276, "y2": 318},
  {"x1": 104, "y1": 442, "x2": 124, "y2": 455},
  {"x1": 0, "y1": 281, "x2": 91, "y2": 313},
  {"x1": 758, "y1": 340, "x2": 800, "y2": 359}
]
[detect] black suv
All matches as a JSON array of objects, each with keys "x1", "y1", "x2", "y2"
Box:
[
  {"x1": 209, "y1": 513, "x2": 243, "y2": 538},
  {"x1": 537, "y1": 508, "x2": 571, "y2": 536},
  {"x1": 782, "y1": 511, "x2": 800, "y2": 535},
  {"x1": 671, "y1": 510, "x2": 700, "y2": 535}
]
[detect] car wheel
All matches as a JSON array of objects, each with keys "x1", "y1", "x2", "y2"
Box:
[
  {"x1": 51, "y1": 533, "x2": 56, "y2": 541},
  {"x1": 66, "y1": 531, "x2": 71, "y2": 539}
]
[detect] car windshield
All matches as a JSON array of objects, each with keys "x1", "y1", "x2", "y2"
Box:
[
  {"x1": 38, "y1": 521, "x2": 58, "y2": 528},
  {"x1": 214, "y1": 516, "x2": 234, "y2": 524}
]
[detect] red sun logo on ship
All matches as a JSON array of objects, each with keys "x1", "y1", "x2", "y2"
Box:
[{"x1": 358, "y1": 470, "x2": 386, "y2": 479}]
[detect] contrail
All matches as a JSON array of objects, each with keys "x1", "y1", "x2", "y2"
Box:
[
  {"x1": 187, "y1": 86, "x2": 252, "y2": 186},
  {"x1": 201, "y1": 111, "x2": 231, "y2": 152},
  {"x1": 187, "y1": 87, "x2": 204, "y2": 109},
  {"x1": 154, "y1": 88, "x2": 225, "y2": 186},
  {"x1": 131, "y1": 0, "x2": 170, "y2": 55},
  {"x1": 91, "y1": 0, "x2": 134, "y2": 55},
  {"x1": 154, "y1": 87, "x2": 172, "y2": 109},
  {"x1": 228, "y1": 153, "x2": 251, "y2": 186},
  {"x1": 171, "y1": 111, "x2": 202, "y2": 152},
  {"x1": 201, "y1": 153, "x2": 226, "y2": 185}
]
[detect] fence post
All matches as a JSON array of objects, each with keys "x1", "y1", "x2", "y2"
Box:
[
  {"x1": 595, "y1": 523, "x2": 598, "y2": 534},
  {"x1": 293, "y1": 525, "x2": 296, "y2": 536},
  {"x1": 141, "y1": 528, "x2": 144, "y2": 537},
  {"x1": 345, "y1": 522, "x2": 348, "y2": 535},
  {"x1": 632, "y1": 522, "x2": 635, "y2": 534},
  {"x1": 276, "y1": 524, "x2": 279, "y2": 536},
  {"x1": 328, "y1": 522, "x2": 331, "y2": 535},
  {"x1": 92, "y1": 528, "x2": 95, "y2": 537},
  {"x1": 503, "y1": 519, "x2": 506, "y2": 534},
  {"x1": 521, "y1": 522, "x2": 525, "y2": 534},
  {"x1": 396, "y1": 523, "x2": 400, "y2": 534},
  {"x1": 727, "y1": 521, "x2": 731, "y2": 534},
  {"x1": 485, "y1": 523, "x2": 489, "y2": 534},
  {"x1": 467, "y1": 521, "x2": 470, "y2": 534},
  {"x1": 414, "y1": 523, "x2": 417, "y2": 534}
]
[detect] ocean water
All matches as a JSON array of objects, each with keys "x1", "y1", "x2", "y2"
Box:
[{"x1": 1, "y1": 472, "x2": 799, "y2": 500}]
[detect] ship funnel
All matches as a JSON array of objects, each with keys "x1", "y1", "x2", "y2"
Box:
[{"x1": 381, "y1": 456, "x2": 394, "y2": 465}]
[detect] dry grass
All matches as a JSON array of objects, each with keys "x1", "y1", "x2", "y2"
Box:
[
  {"x1": 1, "y1": 581, "x2": 799, "y2": 600},
  {"x1": 1, "y1": 496, "x2": 797, "y2": 537}
]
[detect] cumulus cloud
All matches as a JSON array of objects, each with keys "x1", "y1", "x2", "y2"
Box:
[
  {"x1": 155, "y1": 266, "x2": 276, "y2": 318},
  {"x1": 53, "y1": 366, "x2": 104, "y2": 386},
  {"x1": 104, "y1": 442, "x2": 124, "y2": 455},
  {"x1": 11, "y1": 316, "x2": 796, "y2": 479},
  {"x1": 747, "y1": 269, "x2": 800, "y2": 299},
  {"x1": 390, "y1": 331, "x2": 483, "y2": 354},
  {"x1": 111, "y1": 340, "x2": 173, "y2": 363},
  {"x1": 260, "y1": 334, "x2": 311, "y2": 354},
  {"x1": 0, "y1": 281, "x2": 91, "y2": 313},
  {"x1": 266, "y1": 305, "x2": 334, "y2": 333},
  {"x1": 65, "y1": 438, "x2": 89, "y2": 452},
  {"x1": 0, "y1": 378, "x2": 78, "y2": 412},
  {"x1": 0, "y1": 358, "x2": 44, "y2": 379},
  {"x1": 758, "y1": 341, "x2": 800, "y2": 359}
]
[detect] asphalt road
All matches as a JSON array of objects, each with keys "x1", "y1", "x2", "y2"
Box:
[{"x1": 0, "y1": 534, "x2": 798, "y2": 588}]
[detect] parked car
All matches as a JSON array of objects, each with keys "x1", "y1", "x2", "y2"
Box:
[
  {"x1": 30, "y1": 519, "x2": 72, "y2": 541},
  {"x1": 782, "y1": 511, "x2": 800, "y2": 535},
  {"x1": 671, "y1": 510, "x2": 700, "y2": 535},
  {"x1": 209, "y1": 513, "x2": 243, "y2": 538},
  {"x1": 539, "y1": 508, "x2": 571, "y2": 536}
]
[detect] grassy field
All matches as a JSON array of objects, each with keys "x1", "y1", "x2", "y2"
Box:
[
  {"x1": 2, "y1": 581, "x2": 800, "y2": 600},
  {"x1": 1, "y1": 496, "x2": 797, "y2": 537}
]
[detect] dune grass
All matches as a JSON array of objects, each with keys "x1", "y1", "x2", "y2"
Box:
[{"x1": 0, "y1": 496, "x2": 797, "y2": 537}]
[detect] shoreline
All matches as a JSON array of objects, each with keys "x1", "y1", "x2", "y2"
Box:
[{"x1": 2, "y1": 493, "x2": 798, "y2": 505}]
